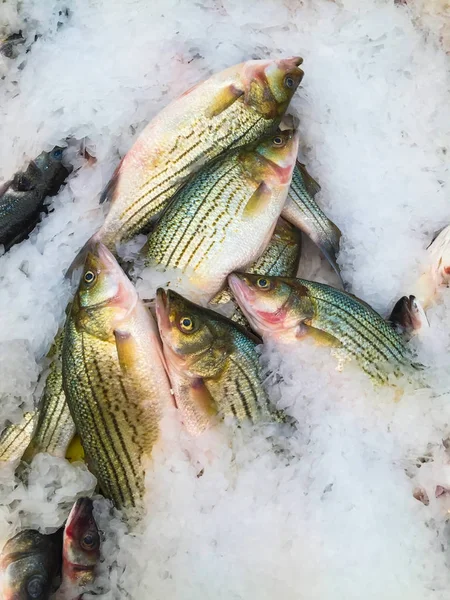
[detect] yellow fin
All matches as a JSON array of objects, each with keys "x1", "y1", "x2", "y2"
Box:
[
  {"x1": 301, "y1": 324, "x2": 341, "y2": 348},
  {"x1": 114, "y1": 329, "x2": 139, "y2": 374},
  {"x1": 243, "y1": 182, "x2": 272, "y2": 217},
  {"x1": 66, "y1": 434, "x2": 85, "y2": 463},
  {"x1": 190, "y1": 378, "x2": 217, "y2": 417},
  {"x1": 205, "y1": 84, "x2": 244, "y2": 118}
]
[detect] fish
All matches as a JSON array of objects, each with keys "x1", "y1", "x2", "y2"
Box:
[
  {"x1": 62, "y1": 241, "x2": 172, "y2": 509},
  {"x1": 210, "y1": 217, "x2": 302, "y2": 329},
  {"x1": 281, "y1": 161, "x2": 342, "y2": 281},
  {"x1": 95, "y1": 57, "x2": 304, "y2": 251},
  {"x1": 0, "y1": 412, "x2": 37, "y2": 462},
  {"x1": 0, "y1": 529, "x2": 61, "y2": 600},
  {"x1": 22, "y1": 329, "x2": 76, "y2": 463},
  {"x1": 412, "y1": 225, "x2": 450, "y2": 308},
  {"x1": 229, "y1": 274, "x2": 412, "y2": 383},
  {"x1": 145, "y1": 126, "x2": 299, "y2": 299},
  {"x1": 155, "y1": 288, "x2": 277, "y2": 435},
  {"x1": 61, "y1": 498, "x2": 100, "y2": 597},
  {"x1": 0, "y1": 147, "x2": 71, "y2": 251},
  {"x1": 388, "y1": 295, "x2": 429, "y2": 339}
]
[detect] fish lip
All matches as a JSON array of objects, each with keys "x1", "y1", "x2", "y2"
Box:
[
  {"x1": 65, "y1": 497, "x2": 93, "y2": 539},
  {"x1": 228, "y1": 273, "x2": 255, "y2": 304},
  {"x1": 155, "y1": 288, "x2": 171, "y2": 335}
]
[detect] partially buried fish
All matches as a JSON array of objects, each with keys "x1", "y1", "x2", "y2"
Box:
[
  {"x1": 388, "y1": 295, "x2": 429, "y2": 339},
  {"x1": 0, "y1": 411, "x2": 37, "y2": 463},
  {"x1": 210, "y1": 217, "x2": 302, "y2": 330},
  {"x1": 0, "y1": 147, "x2": 71, "y2": 251},
  {"x1": 0, "y1": 529, "x2": 61, "y2": 600},
  {"x1": 412, "y1": 225, "x2": 450, "y2": 309},
  {"x1": 62, "y1": 242, "x2": 172, "y2": 510},
  {"x1": 281, "y1": 161, "x2": 342, "y2": 282},
  {"x1": 60, "y1": 497, "x2": 100, "y2": 598},
  {"x1": 156, "y1": 288, "x2": 278, "y2": 435},
  {"x1": 95, "y1": 57, "x2": 304, "y2": 251},
  {"x1": 229, "y1": 274, "x2": 412, "y2": 383},
  {"x1": 146, "y1": 126, "x2": 299, "y2": 298}
]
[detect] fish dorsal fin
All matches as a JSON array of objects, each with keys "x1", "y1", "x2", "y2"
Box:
[{"x1": 297, "y1": 161, "x2": 321, "y2": 197}]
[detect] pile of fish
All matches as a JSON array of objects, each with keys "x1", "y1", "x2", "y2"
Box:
[{"x1": 1, "y1": 55, "x2": 449, "y2": 598}]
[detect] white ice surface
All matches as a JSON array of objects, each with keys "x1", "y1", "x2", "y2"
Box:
[{"x1": 1, "y1": 0, "x2": 450, "y2": 598}]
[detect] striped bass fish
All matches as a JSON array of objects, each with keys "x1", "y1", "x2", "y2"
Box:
[
  {"x1": 62, "y1": 242, "x2": 172, "y2": 510},
  {"x1": 0, "y1": 412, "x2": 37, "y2": 462},
  {"x1": 146, "y1": 126, "x2": 299, "y2": 298},
  {"x1": 155, "y1": 288, "x2": 276, "y2": 435},
  {"x1": 22, "y1": 329, "x2": 75, "y2": 463},
  {"x1": 210, "y1": 217, "x2": 302, "y2": 329},
  {"x1": 96, "y1": 57, "x2": 304, "y2": 250},
  {"x1": 281, "y1": 161, "x2": 342, "y2": 281},
  {"x1": 229, "y1": 274, "x2": 412, "y2": 383}
]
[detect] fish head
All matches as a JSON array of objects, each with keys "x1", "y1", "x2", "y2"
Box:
[
  {"x1": 242, "y1": 57, "x2": 303, "y2": 119},
  {"x1": 228, "y1": 273, "x2": 312, "y2": 338},
  {"x1": 156, "y1": 289, "x2": 229, "y2": 377},
  {"x1": 28, "y1": 147, "x2": 71, "y2": 195},
  {"x1": 63, "y1": 498, "x2": 99, "y2": 585},
  {"x1": 0, "y1": 530, "x2": 58, "y2": 600},
  {"x1": 252, "y1": 125, "x2": 300, "y2": 185},
  {"x1": 73, "y1": 242, "x2": 137, "y2": 337}
]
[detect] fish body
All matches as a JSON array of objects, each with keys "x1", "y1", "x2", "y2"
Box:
[
  {"x1": 229, "y1": 274, "x2": 411, "y2": 383},
  {"x1": 146, "y1": 127, "x2": 299, "y2": 298},
  {"x1": 211, "y1": 217, "x2": 302, "y2": 329},
  {"x1": 96, "y1": 57, "x2": 304, "y2": 249},
  {"x1": 0, "y1": 148, "x2": 71, "y2": 251},
  {"x1": 62, "y1": 242, "x2": 172, "y2": 509},
  {"x1": 62, "y1": 497, "x2": 100, "y2": 596},
  {"x1": 155, "y1": 288, "x2": 274, "y2": 435},
  {"x1": 388, "y1": 295, "x2": 429, "y2": 339},
  {"x1": 281, "y1": 161, "x2": 342, "y2": 280},
  {"x1": 0, "y1": 412, "x2": 37, "y2": 462},
  {"x1": 0, "y1": 529, "x2": 61, "y2": 600},
  {"x1": 22, "y1": 330, "x2": 75, "y2": 463}
]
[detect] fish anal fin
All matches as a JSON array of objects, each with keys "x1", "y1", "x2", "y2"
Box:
[
  {"x1": 205, "y1": 84, "x2": 244, "y2": 118},
  {"x1": 243, "y1": 182, "x2": 272, "y2": 217}
]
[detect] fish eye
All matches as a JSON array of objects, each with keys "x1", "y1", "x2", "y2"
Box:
[
  {"x1": 83, "y1": 270, "x2": 96, "y2": 285},
  {"x1": 26, "y1": 576, "x2": 44, "y2": 598},
  {"x1": 272, "y1": 135, "x2": 285, "y2": 147},
  {"x1": 284, "y1": 75, "x2": 295, "y2": 89},
  {"x1": 256, "y1": 277, "x2": 270, "y2": 289},
  {"x1": 51, "y1": 148, "x2": 63, "y2": 160},
  {"x1": 180, "y1": 316, "x2": 194, "y2": 332},
  {"x1": 81, "y1": 532, "x2": 98, "y2": 550}
]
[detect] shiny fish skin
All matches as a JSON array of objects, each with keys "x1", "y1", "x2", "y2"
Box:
[
  {"x1": 62, "y1": 498, "x2": 100, "y2": 594},
  {"x1": 22, "y1": 329, "x2": 75, "y2": 463},
  {"x1": 0, "y1": 147, "x2": 71, "y2": 251},
  {"x1": 96, "y1": 57, "x2": 304, "y2": 250},
  {"x1": 211, "y1": 217, "x2": 302, "y2": 329},
  {"x1": 62, "y1": 242, "x2": 172, "y2": 509},
  {"x1": 229, "y1": 274, "x2": 411, "y2": 383},
  {"x1": 155, "y1": 288, "x2": 276, "y2": 435},
  {"x1": 0, "y1": 529, "x2": 61, "y2": 600},
  {"x1": 281, "y1": 161, "x2": 342, "y2": 281},
  {"x1": 0, "y1": 412, "x2": 37, "y2": 462},
  {"x1": 146, "y1": 127, "x2": 299, "y2": 298}
]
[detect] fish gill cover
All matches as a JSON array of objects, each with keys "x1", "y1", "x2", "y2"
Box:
[{"x1": 0, "y1": 0, "x2": 450, "y2": 599}]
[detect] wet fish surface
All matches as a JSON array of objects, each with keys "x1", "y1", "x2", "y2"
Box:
[
  {"x1": 146, "y1": 127, "x2": 299, "y2": 298},
  {"x1": 229, "y1": 274, "x2": 412, "y2": 383},
  {"x1": 62, "y1": 242, "x2": 172, "y2": 509},
  {"x1": 156, "y1": 288, "x2": 278, "y2": 435},
  {"x1": 0, "y1": 147, "x2": 71, "y2": 251},
  {"x1": 96, "y1": 57, "x2": 304, "y2": 250},
  {"x1": 0, "y1": 411, "x2": 37, "y2": 462}
]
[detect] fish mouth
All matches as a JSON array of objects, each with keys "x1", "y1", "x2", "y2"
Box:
[
  {"x1": 155, "y1": 288, "x2": 171, "y2": 335},
  {"x1": 65, "y1": 498, "x2": 93, "y2": 539},
  {"x1": 228, "y1": 273, "x2": 256, "y2": 305}
]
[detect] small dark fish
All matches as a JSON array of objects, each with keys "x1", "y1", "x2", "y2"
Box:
[
  {"x1": 388, "y1": 295, "x2": 429, "y2": 339},
  {"x1": 0, "y1": 147, "x2": 71, "y2": 251},
  {"x1": 61, "y1": 498, "x2": 100, "y2": 597},
  {"x1": 0, "y1": 529, "x2": 61, "y2": 600}
]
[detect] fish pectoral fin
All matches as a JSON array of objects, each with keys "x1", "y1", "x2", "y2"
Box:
[
  {"x1": 300, "y1": 324, "x2": 341, "y2": 348},
  {"x1": 297, "y1": 162, "x2": 321, "y2": 197},
  {"x1": 190, "y1": 378, "x2": 217, "y2": 417},
  {"x1": 243, "y1": 182, "x2": 272, "y2": 217},
  {"x1": 205, "y1": 84, "x2": 244, "y2": 118},
  {"x1": 114, "y1": 329, "x2": 139, "y2": 374}
]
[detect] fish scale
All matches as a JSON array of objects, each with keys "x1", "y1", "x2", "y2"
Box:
[{"x1": 0, "y1": 412, "x2": 37, "y2": 462}]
